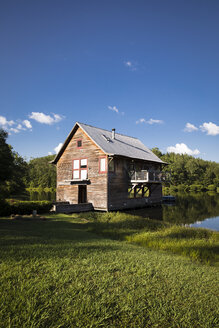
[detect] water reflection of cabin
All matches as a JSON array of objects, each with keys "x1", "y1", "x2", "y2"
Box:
[{"x1": 51, "y1": 122, "x2": 167, "y2": 212}]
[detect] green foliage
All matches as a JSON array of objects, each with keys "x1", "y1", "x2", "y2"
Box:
[
  {"x1": 0, "y1": 129, "x2": 28, "y2": 199},
  {"x1": 0, "y1": 129, "x2": 14, "y2": 183},
  {"x1": 0, "y1": 215, "x2": 218, "y2": 327},
  {"x1": 82, "y1": 210, "x2": 219, "y2": 265},
  {"x1": 0, "y1": 199, "x2": 11, "y2": 217},
  {"x1": 0, "y1": 200, "x2": 53, "y2": 216},
  {"x1": 27, "y1": 155, "x2": 56, "y2": 189},
  {"x1": 169, "y1": 185, "x2": 178, "y2": 192},
  {"x1": 127, "y1": 226, "x2": 219, "y2": 265},
  {"x1": 189, "y1": 184, "x2": 206, "y2": 192},
  {"x1": 6, "y1": 152, "x2": 29, "y2": 197},
  {"x1": 151, "y1": 147, "x2": 219, "y2": 188},
  {"x1": 207, "y1": 184, "x2": 216, "y2": 191},
  {"x1": 84, "y1": 211, "x2": 169, "y2": 240},
  {"x1": 0, "y1": 129, "x2": 15, "y2": 198}
]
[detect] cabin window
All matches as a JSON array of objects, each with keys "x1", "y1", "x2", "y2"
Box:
[
  {"x1": 81, "y1": 169, "x2": 87, "y2": 180},
  {"x1": 99, "y1": 157, "x2": 107, "y2": 173},
  {"x1": 81, "y1": 158, "x2": 87, "y2": 168},
  {"x1": 73, "y1": 158, "x2": 88, "y2": 179},
  {"x1": 77, "y1": 139, "x2": 82, "y2": 148}
]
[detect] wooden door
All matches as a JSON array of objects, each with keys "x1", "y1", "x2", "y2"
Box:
[{"x1": 78, "y1": 185, "x2": 87, "y2": 203}]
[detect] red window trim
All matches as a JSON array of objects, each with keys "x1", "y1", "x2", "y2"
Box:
[
  {"x1": 99, "y1": 156, "x2": 107, "y2": 174},
  {"x1": 76, "y1": 139, "x2": 83, "y2": 148},
  {"x1": 72, "y1": 158, "x2": 88, "y2": 179}
]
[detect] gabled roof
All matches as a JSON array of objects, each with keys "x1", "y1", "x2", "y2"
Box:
[{"x1": 51, "y1": 122, "x2": 166, "y2": 164}]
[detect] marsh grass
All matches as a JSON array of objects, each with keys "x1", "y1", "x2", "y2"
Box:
[
  {"x1": 82, "y1": 211, "x2": 169, "y2": 239},
  {"x1": 127, "y1": 226, "x2": 219, "y2": 265},
  {"x1": 80, "y1": 211, "x2": 219, "y2": 265}
]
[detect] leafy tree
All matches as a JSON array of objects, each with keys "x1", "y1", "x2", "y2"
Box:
[
  {"x1": 27, "y1": 155, "x2": 56, "y2": 189},
  {"x1": 6, "y1": 152, "x2": 28, "y2": 196},
  {"x1": 151, "y1": 147, "x2": 219, "y2": 188},
  {"x1": 0, "y1": 129, "x2": 15, "y2": 198},
  {"x1": 0, "y1": 130, "x2": 14, "y2": 182}
]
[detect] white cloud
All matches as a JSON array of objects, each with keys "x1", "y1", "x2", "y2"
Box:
[
  {"x1": 9, "y1": 128, "x2": 20, "y2": 134},
  {"x1": 54, "y1": 143, "x2": 63, "y2": 154},
  {"x1": 136, "y1": 118, "x2": 163, "y2": 124},
  {"x1": 167, "y1": 143, "x2": 200, "y2": 156},
  {"x1": 48, "y1": 151, "x2": 53, "y2": 155},
  {"x1": 125, "y1": 61, "x2": 132, "y2": 67},
  {"x1": 17, "y1": 123, "x2": 26, "y2": 131},
  {"x1": 184, "y1": 122, "x2": 198, "y2": 132},
  {"x1": 29, "y1": 112, "x2": 63, "y2": 125},
  {"x1": 0, "y1": 116, "x2": 7, "y2": 126},
  {"x1": 0, "y1": 115, "x2": 15, "y2": 127},
  {"x1": 23, "y1": 120, "x2": 32, "y2": 129},
  {"x1": 108, "y1": 106, "x2": 119, "y2": 113},
  {"x1": 0, "y1": 116, "x2": 32, "y2": 135},
  {"x1": 136, "y1": 118, "x2": 146, "y2": 124},
  {"x1": 147, "y1": 118, "x2": 163, "y2": 125},
  {"x1": 124, "y1": 60, "x2": 137, "y2": 71},
  {"x1": 200, "y1": 122, "x2": 219, "y2": 136}
]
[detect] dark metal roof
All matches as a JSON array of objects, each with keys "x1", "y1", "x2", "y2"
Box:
[{"x1": 51, "y1": 122, "x2": 166, "y2": 164}]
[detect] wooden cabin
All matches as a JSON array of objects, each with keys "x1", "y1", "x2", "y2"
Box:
[{"x1": 51, "y1": 122, "x2": 167, "y2": 212}]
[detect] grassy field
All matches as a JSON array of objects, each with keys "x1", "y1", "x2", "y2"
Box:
[
  {"x1": 0, "y1": 214, "x2": 219, "y2": 327},
  {"x1": 82, "y1": 211, "x2": 219, "y2": 265}
]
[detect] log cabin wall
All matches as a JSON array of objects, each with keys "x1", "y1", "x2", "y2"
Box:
[{"x1": 56, "y1": 127, "x2": 108, "y2": 210}]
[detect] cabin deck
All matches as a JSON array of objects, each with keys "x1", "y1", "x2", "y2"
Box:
[{"x1": 130, "y1": 170, "x2": 167, "y2": 183}]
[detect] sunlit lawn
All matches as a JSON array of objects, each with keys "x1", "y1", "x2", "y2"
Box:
[{"x1": 0, "y1": 214, "x2": 218, "y2": 327}]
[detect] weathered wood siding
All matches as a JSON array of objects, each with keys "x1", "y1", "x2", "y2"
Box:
[
  {"x1": 56, "y1": 126, "x2": 163, "y2": 211},
  {"x1": 56, "y1": 127, "x2": 108, "y2": 210},
  {"x1": 108, "y1": 157, "x2": 129, "y2": 210},
  {"x1": 108, "y1": 157, "x2": 162, "y2": 210}
]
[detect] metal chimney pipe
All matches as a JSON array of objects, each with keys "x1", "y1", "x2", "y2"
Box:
[{"x1": 112, "y1": 128, "x2": 115, "y2": 140}]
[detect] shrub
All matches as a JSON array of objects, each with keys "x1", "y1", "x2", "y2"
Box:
[
  {"x1": 189, "y1": 184, "x2": 205, "y2": 192},
  {"x1": 0, "y1": 200, "x2": 53, "y2": 217},
  {"x1": 207, "y1": 184, "x2": 216, "y2": 192},
  {"x1": 0, "y1": 199, "x2": 11, "y2": 216},
  {"x1": 162, "y1": 186, "x2": 170, "y2": 195},
  {"x1": 177, "y1": 184, "x2": 185, "y2": 192},
  {"x1": 189, "y1": 184, "x2": 197, "y2": 192},
  {"x1": 169, "y1": 185, "x2": 178, "y2": 192}
]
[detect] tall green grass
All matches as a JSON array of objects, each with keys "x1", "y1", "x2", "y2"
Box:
[
  {"x1": 0, "y1": 216, "x2": 218, "y2": 327},
  {"x1": 127, "y1": 226, "x2": 219, "y2": 265},
  {"x1": 83, "y1": 211, "x2": 169, "y2": 238},
  {"x1": 81, "y1": 211, "x2": 219, "y2": 265}
]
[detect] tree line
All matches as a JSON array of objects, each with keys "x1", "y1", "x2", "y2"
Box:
[
  {"x1": 0, "y1": 129, "x2": 56, "y2": 200},
  {"x1": 0, "y1": 128, "x2": 219, "y2": 200},
  {"x1": 152, "y1": 147, "x2": 219, "y2": 191}
]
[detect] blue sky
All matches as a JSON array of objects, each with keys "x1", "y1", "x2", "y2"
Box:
[{"x1": 0, "y1": 0, "x2": 219, "y2": 162}]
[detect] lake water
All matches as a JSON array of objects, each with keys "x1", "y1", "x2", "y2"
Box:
[
  {"x1": 27, "y1": 191, "x2": 219, "y2": 231},
  {"x1": 162, "y1": 192, "x2": 219, "y2": 231}
]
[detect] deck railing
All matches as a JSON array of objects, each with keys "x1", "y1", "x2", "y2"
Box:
[{"x1": 130, "y1": 170, "x2": 168, "y2": 182}]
